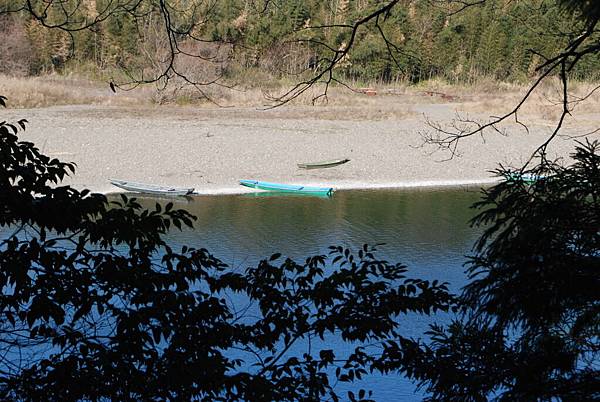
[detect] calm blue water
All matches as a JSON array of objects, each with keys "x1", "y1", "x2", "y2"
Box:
[
  {"x1": 142, "y1": 189, "x2": 481, "y2": 279},
  {"x1": 129, "y1": 187, "x2": 484, "y2": 401},
  {"x1": 0, "y1": 188, "x2": 483, "y2": 400}
]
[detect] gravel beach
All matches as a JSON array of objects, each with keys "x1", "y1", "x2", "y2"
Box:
[{"x1": 5, "y1": 98, "x2": 598, "y2": 195}]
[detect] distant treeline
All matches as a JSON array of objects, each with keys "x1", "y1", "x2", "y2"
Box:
[{"x1": 1, "y1": 0, "x2": 599, "y2": 84}]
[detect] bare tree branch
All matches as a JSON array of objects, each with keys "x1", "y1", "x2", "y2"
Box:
[
  {"x1": 421, "y1": 8, "x2": 600, "y2": 162},
  {"x1": 266, "y1": 0, "x2": 400, "y2": 107}
]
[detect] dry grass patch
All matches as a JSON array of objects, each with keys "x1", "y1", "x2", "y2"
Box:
[
  {"x1": 149, "y1": 83, "x2": 417, "y2": 120},
  {"x1": 0, "y1": 73, "x2": 416, "y2": 120},
  {"x1": 3, "y1": 73, "x2": 598, "y2": 125},
  {"x1": 451, "y1": 77, "x2": 600, "y2": 122},
  {"x1": 0, "y1": 74, "x2": 152, "y2": 108}
]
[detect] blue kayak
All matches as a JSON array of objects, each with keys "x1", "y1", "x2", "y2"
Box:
[{"x1": 239, "y1": 180, "x2": 334, "y2": 196}]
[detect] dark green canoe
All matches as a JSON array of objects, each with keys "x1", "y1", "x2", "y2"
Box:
[{"x1": 297, "y1": 158, "x2": 350, "y2": 170}]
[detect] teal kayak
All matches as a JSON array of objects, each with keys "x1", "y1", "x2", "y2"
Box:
[
  {"x1": 239, "y1": 180, "x2": 334, "y2": 196},
  {"x1": 506, "y1": 172, "x2": 546, "y2": 184}
]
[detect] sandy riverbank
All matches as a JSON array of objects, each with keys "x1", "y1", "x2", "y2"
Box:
[{"x1": 3, "y1": 96, "x2": 599, "y2": 195}]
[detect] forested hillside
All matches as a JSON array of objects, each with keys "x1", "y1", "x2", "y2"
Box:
[{"x1": 1, "y1": 0, "x2": 599, "y2": 84}]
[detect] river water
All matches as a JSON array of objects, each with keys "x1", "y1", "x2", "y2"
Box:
[
  {"x1": 130, "y1": 187, "x2": 484, "y2": 401},
  {"x1": 140, "y1": 188, "x2": 482, "y2": 286},
  {"x1": 0, "y1": 187, "x2": 484, "y2": 400}
]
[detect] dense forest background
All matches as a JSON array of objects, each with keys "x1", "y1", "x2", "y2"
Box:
[{"x1": 2, "y1": 0, "x2": 599, "y2": 86}]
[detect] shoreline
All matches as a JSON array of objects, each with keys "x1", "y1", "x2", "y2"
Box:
[{"x1": 101, "y1": 178, "x2": 502, "y2": 197}]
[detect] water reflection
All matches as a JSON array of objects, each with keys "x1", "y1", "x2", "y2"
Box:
[
  {"x1": 2, "y1": 188, "x2": 484, "y2": 401},
  {"x1": 122, "y1": 188, "x2": 484, "y2": 401},
  {"x1": 122, "y1": 188, "x2": 482, "y2": 287}
]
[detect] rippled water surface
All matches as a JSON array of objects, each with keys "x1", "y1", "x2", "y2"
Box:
[
  {"x1": 137, "y1": 188, "x2": 482, "y2": 283},
  {"x1": 129, "y1": 188, "x2": 484, "y2": 401},
  {"x1": 0, "y1": 188, "x2": 484, "y2": 400}
]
